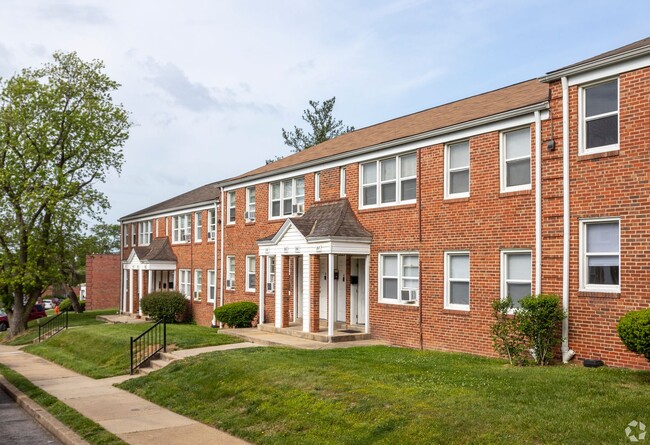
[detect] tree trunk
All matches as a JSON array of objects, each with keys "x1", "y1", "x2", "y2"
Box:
[
  {"x1": 7, "y1": 294, "x2": 33, "y2": 339},
  {"x1": 67, "y1": 287, "x2": 82, "y2": 313}
]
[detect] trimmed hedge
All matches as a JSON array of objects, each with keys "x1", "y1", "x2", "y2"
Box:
[
  {"x1": 141, "y1": 291, "x2": 187, "y2": 322},
  {"x1": 618, "y1": 308, "x2": 650, "y2": 362},
  {"x1": 214, "y1": 302, "x2": 258, "y2": 328},
  {"x1": 58, "y1": 299, "x2": 85, "y2": 313}
]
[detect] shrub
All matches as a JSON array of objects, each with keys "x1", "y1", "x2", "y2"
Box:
[
  {"x1": 491, "y1": 296, "x2": 526, "y2": 365},
  {"x1": 518, "y1": 294, "x2": 566, "y2": 366},
  {"x1": 214, "y1": 302, "x2": 258, "y2": 328},
  {"x1": 58, "y1": 299, "x2": 86, "y2": 313},
  {"x1": 141, "y1": 291, "x2": 187, "y2": 322},
  {"x1": 617, "y1": 308, "x2": 650, "y2": 362}
]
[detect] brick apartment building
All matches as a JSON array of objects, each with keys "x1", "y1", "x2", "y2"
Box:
[{"x1": 120, "y1": 38, "x2": 650, "y2": 369}]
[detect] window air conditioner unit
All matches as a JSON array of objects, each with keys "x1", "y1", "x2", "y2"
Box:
[
  {"x1": 266, "y1": 282, "x2": 275, "y2": 293},
  {"x1": 401, "y1": 289, "x2": 418, "y2": 302},
  {"x1": 245, "y1": 211, "x2": 256, "y2": 221},
  {"x1": 184, "y1": 229, "x2": 191, "y2": 241},
  {"x1": 226, "y1": 279, "x2": 234, "y2": 289},
  {"x1": 208, "y1": 231, "x2": 215, "y2": 239},
  {"x1": 293, "y1": 203, "x2": 305, "y2": 215},
  {"x1": 194, "y1": 291, "x2": 201, "y2": 299}
]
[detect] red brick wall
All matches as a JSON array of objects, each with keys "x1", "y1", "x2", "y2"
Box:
[{"x1": 86, "y1": 254, "x2": 121, "y2": 310}]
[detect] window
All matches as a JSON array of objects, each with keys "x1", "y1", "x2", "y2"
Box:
[
  {"x1": 138, "y1": 220, "x2": 153, "y2": 245},
  {"x1": 245, "y1": 187, "x2": 256, "y2": 222},
  {"x1": 194, "y1": 212, "x2": 202, "y2": 242},
  {"x1": 445, "y1": 252, "x2": 470, "y2": 310},
  {"x1": 194, "y1": 269, "x2": 202, "y2": 300},
  {"x1": 226, "y1": 256, "x2": 235, "y2": 290},
  {"x1": 580, "y1": 79, "x2": 619, "y2": 154},
  {"x1": 172, "y1": 214, "x2": 191, "y2": 243},
  {"x1": 246, "y1": 255, "x2": 256, "y2": 292},
  {"x1": 501, "y1": 251, "x2": 532, "y2": 309},
  {"x1": 123, "y1": 225, "x2": 129, "y2": 247},
  {"x1": 315, "y1": 172, "x2": 321, "y2": 201},
  {"x1": 340, "y1": 167, "x2": 347, "y2": 197},
  {"x1": 580, "y1": 219, "x2": 620, "y2": 292},
  {"x1": 178, "y1": 269, "x2": 191, "y2": 299},
  {"x1": 266, "y1": 256, "x2": 276, "y2": 293},
  {"x1": 131, "y1": 223, "x2": 137, "y2": 245},
  {"x1": 208, "y1": 209, "x2": 216, "y2": 241},
  {"x1": 445, "y1": 141, "x2": 470, "y2": 198},
  {"x1": 501, "y1": 127, "x2": 531, "y2": 192},
  {"x1": 207, "y1": 270, "x2": 216, "y2": 302},
  {"x1": 269, "y1": 177, "x2": 305, "y2": 218},
  {"x1": 361, "y1": 153, "x2": 416, "y2": 207},
  {"x1": 379, "y1": 253, "x2": 419, "y2": 304},
  {"x1": 227, "y1": 191, "x2": 236, "y2": 224}
]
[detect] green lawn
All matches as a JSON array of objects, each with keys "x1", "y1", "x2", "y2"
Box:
[
  {"x1": 0, "y1": 364, "x2": 126, "y2": 445},
  {"x1": 0, "y1": 308, "x2": 119, "y2": 346},
  {"x1": 23, "y1": 323, "x2": 243, "y2": 378},
  {"x1": 118, "y1": 346, "x2": 650, "y2": 445}
]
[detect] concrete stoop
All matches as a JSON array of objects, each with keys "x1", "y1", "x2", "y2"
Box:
[
  {"x1": 137, "y1": 351, "x2": 178, "y2": 375},
  {"x1": 257, "y1": 322, "x2": 372, "y2": 343}
]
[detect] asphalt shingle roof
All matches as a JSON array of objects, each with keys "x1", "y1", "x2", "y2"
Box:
[{"x1": 133, "y1": 238, "x2": 177, "y2": 262}]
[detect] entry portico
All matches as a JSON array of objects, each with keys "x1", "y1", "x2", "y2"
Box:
[{"x1": 257, "y1": 199, "x2": 372, "y2": 338}]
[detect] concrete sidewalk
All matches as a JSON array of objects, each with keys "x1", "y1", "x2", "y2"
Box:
[{"x1": 0, "y1": 344, "x2": 254, "y2": 445}]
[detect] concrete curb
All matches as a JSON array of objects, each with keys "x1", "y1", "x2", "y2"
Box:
[{"x1": 0, "y1": 375, "x2": 90, "y2": 445}]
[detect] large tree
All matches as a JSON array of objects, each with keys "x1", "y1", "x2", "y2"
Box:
[
  {"x1": 281, "y1": 96, "x2": 354, "y2": 153},
  {"x1": 0, "y1": 52, "x2": 130, "y2": 337}
]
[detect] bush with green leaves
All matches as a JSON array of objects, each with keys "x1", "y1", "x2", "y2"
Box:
[
  {"x1": 491, "y1": 296, "x2": 526, "y2": 365},
  {"x1": 58, "y1": 299, "x2": 86, "y2": 313},
  {"x1": 518, "y1": 294, "x2": 566, "y2": 366},
  {"x1": 141, "y1": 291, "x2": 187, "y2": 322},
  {"x1": 214, "y1": 302, "x2": 258, "y2": 328},
  {"x1": 617, "y1": 308, "x2": 650, "y2": 363}
]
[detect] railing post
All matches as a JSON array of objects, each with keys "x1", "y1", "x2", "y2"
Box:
[{"x1": 163, "y1": 319, "x2": 167, "y2": 353}]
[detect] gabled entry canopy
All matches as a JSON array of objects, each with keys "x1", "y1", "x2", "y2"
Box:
[
  {"x1": 258, "y1": 199, "x2": 372, "y2": 255},
  {"x1": 124, "y1": 238, "x2": 177, "y2": 270}
]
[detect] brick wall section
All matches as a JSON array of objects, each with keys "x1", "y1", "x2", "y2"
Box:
[{"x1": 86, "y1": 254, "x2": 121, "y2": 310}]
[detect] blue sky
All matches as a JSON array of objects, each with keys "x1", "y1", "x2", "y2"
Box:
[{"x1": 0, "y1": 0, "x2": 648, "y2": 224}]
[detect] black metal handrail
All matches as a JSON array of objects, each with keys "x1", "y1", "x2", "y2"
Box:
[
  {"x1": 38, "y1": 310, "x2": 68, "y2": 342},
  {"x1": 130, "y1": 318, "x2": 166, "y2": 375}
]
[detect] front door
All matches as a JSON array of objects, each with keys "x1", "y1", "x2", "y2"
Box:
[
  {"x1": 319, "y1": 256, "x2": 327, "y2": 319},
  {"x1": 351, "y1": 258, "x2": 366, "y2": 325},
  {"x1": 294, "y1": 258, "x2": 303, "y2": 322}
]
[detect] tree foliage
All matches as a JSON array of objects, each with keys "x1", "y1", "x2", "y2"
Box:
[
  {"x1": 281, "y1": 96, "x2": 354, "y2": 153},
  {"x1": 0, "y1": 52, "x2": 131, "y2": 336}
]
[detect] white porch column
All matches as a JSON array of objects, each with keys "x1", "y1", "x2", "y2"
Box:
[
  {"x1": 327, "y1": 253, "x2": 335, "y2": 337},
  {"x1": 259, "y1": 255, "x2": 265, "y2": 325},
  {"x1": 275, "y1": 254, "x2": 283, "y2": 328},
  {"x1": 365, "y1": 254, "x2": 370, "y2": 333},
  {"x1": 138, "y1": 268, "x2": 143, "y2": 316},
  {"x1": 148, "y1": 270, "x2": 153, "y2": 294},
  {"x1": 122, "y1": 267, "x2": 127, "y2": 313},
  {"x1": 129, "y1": 268, "x2": 134, "y2": 314},
  {"x1": 302, "y1": 254, "x2": 310, "y2": 332}
]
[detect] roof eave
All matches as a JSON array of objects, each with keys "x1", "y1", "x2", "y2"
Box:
[
  {"x1": 540, "y1": 44, "x2": 650, "y2": 82},
  {"x1": 219, "y1": 101, "x2": 549, "y2": 188},
  {"x1": 306, "y1": 236, "x2": 373, "y2": 244},
  {"x1": 119, "y1": 199, "x2": 220, "y2": 223}
]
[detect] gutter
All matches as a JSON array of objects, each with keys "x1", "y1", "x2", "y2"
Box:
[
  {"x1": 219, "y1": 188, "x2": 225, "y2": 312},
  {"x1": 119, "y1": 200, "x2": 219, "y2": 223},
  {"x1": 535, "y1": 111, "x2": 542, "y2": 294}
]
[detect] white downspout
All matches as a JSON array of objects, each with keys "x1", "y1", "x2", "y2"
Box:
[
  {"x1": 119, "y1": 222, "x2": 124, "y2": 314},
  {"x1": 561, "y1": 76, "x2": 575, "y2": 363},
  {"x1": 212, "y1": 200, "x2": 218, "y2": 327},
  {"x1": 535, "y1": 111, "x2": 542, "y2": 295},
  {"x1": 220, "y1": 189, "x2": 225, "y2": 312}
]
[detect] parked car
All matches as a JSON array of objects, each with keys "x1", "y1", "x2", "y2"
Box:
[
  {"x1": 0, "y1": 305, "x2": 48, "y2": 331},
  {"x1": 42, "y1": 299, "x2": 54, "y2": 310}
]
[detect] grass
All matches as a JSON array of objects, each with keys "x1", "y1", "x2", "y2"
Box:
[
  {"x1": 0, "y1": 308, "x2": 119, "y2": 346},
  {"x1": 118, "y1": 346, "x2": 650, "y2": 445},
  {"x1": 23, "y1": 322, "x2": 243, "y2": 378},
  {"x1": 0, "y1": 364, "x2": 126, "y2": 445}
]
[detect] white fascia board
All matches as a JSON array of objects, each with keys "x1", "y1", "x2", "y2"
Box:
[
  {"x1": 222, "y1": 104, "x2": 549, "y2": 191},
  {"x1": 119, "y1": 201, "x2": 219, "y2": 223},
  {"x1": 541, "y1": 47, "x2": 650, "y2": 82},
  {"x1": 567, "y1": 54, "x2": 650, "y2": 86}
]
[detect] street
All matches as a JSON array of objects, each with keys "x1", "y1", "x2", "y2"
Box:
[{"x1": 0, "y1": 389, "x2": 61, "y2": 444}]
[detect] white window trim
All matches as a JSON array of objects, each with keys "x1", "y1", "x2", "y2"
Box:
[
  {"x1": 172, "y1": 214, "x2": 191, "y2": 244},
  {"x1": 207, "y1": 209, "x2": 216, "y2": 241},
  {"x1": 444, "y1": 140, "x2": 470, "y2": 199},
  {"x1": 123, "y1": 225, "x2": 129, "y2": 247},
  {"x1": 359, "y1": 153, "x2": 417, "y2": 209},
  {"x1": 268, "y1": 177, "x2": 305, "y2": 220},
  {"x1": 579, "y1": 218, "x2": 621, "y2": 293},
  {"x1": 131, "y1": 223, "x2": 137, "y2": 246},
  {"x1": 179, "y1": 269, "x2": 191, "y2": 299},
  {"x1": 500, "y1": 126, "x2": 532, "y2": 193},
  {"x1": 314, "y1": 172, "x2": 321, "y2": 202},
  {"x1": 194, "y1": 212, "x2": 202, "y2": 242},
  {"x1": 578, "y1": 77, "x2": 620, "y2": 156},
  {"x1": 378, "y1": 252, "x2": 419, "y2": 306},
  {"x1": 444, "y1": 251, "x2": 470, "y2": 311},
  {"x1": 138, "y1": 221, "x2": 152, "y2": 246},
  {"x1": 500, "y1": 249, "x2": 533, "y2": 310},
  {"x1": 340, "y1": 167, "x2": 347, "y2": 197},
  {"x1": 266, "y1": 256, "x2": 276, "y2": 293},
  {"x1": 226, "y1": 255, "x2": 235, "y2": 290},
  {"x1": 227, "y1": 191, "x2": 236, "y2": 225},
  {"x1": 245, "y1": 255, "x2": 256, "y2": 292},
  {"x1": 245, "y1": 187, "x2": 256, "y2": 222},
  {"x1": 194, "y1": 269, "x2": 202, "y2": 300},
  {"x1": 207, "y1": 270, "x2": 216, "y2": 303}
]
